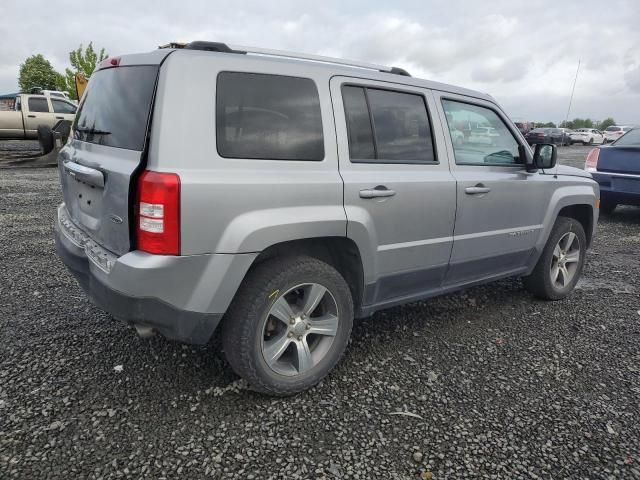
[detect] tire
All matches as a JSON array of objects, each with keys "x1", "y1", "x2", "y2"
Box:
[
  {"x1": 600, "y1": 200, "x2": 617, "y2": 215},
  {"x1": 37, "y1": 125, "x2": 54, "y2": 154},
  {"x1": 221, "y1": 255, "x2": 354, "y2": 395},
  {"x1": 523, "y1": 216, "x2": 587, "y2": 300},
  {"x1": 588, "y1": 138, "x2": 593, "y2": 145}
]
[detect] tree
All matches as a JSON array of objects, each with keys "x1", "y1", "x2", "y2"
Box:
[
  {"x1": 539, "y1": 121, "x2": 557, "y2": 128},
  {"x1": 60, "y1": 42, "x2": 108, "y2": 100},
  {"x1": 18, "y1": 54, "x2": 64, "y2": 92},
  {"x1": 599, "y1": 117, "x2": 616, "y2": 130}
]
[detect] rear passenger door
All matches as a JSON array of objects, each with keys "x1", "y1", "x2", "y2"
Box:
[
  {"x1": 434, "y1": 93, "x2": 550, "y2": 286},
  {"x1": 330, "y1": 77, "x2": 456, "y2": 306},
  {"x1": 24, "y1": 96, "x2": 56, "y2": 133}
]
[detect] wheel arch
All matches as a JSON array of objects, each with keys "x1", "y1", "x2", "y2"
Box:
[
  {"x1": 557, "y1": 204, "x2": 595, "y2": 248},
  {"x1": 248, "y1": 237, "x2": 366, "y2": 316}
]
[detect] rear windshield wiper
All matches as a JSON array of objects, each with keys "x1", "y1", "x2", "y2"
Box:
[{"x1": 75, "y1": 126, "x2": 111, "y2": 135}]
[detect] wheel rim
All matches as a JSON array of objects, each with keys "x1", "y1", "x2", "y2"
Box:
[
  {"x1": 550, "y1": 232, "x2": 581, "y2": 289},
  {"x1": 261, "y1": 283, "x2": 339, "y2": 377}
]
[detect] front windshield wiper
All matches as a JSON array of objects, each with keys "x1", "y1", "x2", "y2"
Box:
[{"x1": 75, "y1": 126, "x2": 111, "y2": 135}]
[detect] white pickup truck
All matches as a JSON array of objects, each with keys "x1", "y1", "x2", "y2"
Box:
[{"x1": 0, "y1": 94, "x2": 76, "y2": 139}]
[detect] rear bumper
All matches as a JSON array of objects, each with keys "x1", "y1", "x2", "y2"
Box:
[
  {"x1": 592, "y1": 173, "x2": 640, "y2": 206},
  {"x1": 55, "y1": 204, "x2": 257, "y2": 344}
]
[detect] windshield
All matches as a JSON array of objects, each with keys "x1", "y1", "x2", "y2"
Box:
[
  {"x1": 73, "y1": 65, "x2": 158, "y2": 151},
  {"x1": 613, "y1": 128, "x2": 640, "y2": 146}
]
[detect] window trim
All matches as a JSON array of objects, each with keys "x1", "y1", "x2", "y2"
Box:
[
  {"x1": 341, "y1": 83, "x2": 439, "y2": 165},
  {"x1": 441, "y1": 97, "x2": 526, "y2": 168},
  {"x1": 215, "y1": 70, "x2": 325, "y2": 162}
]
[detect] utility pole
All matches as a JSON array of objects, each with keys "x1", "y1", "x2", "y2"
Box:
[{"x1": 564, "y1": 59, "x2": 581, "y2": 127}]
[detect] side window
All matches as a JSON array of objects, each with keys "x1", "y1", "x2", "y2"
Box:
[
  {"x1": 216, "y1": 72, "x2": 324, "y2": 161},
  {"x1": 28, "y1": 97, "x2": 49, "y2": 113},
  {"x1": 342, "y1": 86, "x2": 436, "y2": 163},
  {"x1": 52, "y1": 99, "x2": 77, "y2": 114},
  {"x1": 442, "y1": 99, "x2": 521, "y2": 166},
  {"x1": 342, "y1": 86, "x2": 375, "y2": 159}
]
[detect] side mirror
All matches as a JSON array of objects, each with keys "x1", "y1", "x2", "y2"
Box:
[{"x1": 532, "y1": 143, "x2": 557, "y2": 170}]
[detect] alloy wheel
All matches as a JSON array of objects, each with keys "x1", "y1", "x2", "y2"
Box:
[
  {"x1": 550, "y1": 232, "x2": 581, "y2": 289},
  {"x1": 261, "y1": 283, "x2": 339, "y2": 376}
]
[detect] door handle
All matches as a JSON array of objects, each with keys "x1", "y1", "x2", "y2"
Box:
[
  {"x1": 63, "y1": 161, "x2": 104, "y2": 188},
  {"x1": 27, "y1": 114, "x2": 36, "y2": 118},
  {"x1": 359, "y1": 187, "x2": 396, "y2": 199},
  {"x1": 56, "y1": 116, "x2": 64, "y2": 120},
  {"x1": 465, "y1": 185, "x2": 491, "y2": 195}
]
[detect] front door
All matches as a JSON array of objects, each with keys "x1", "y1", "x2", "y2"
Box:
[
  {"x1": 434, "y1": 93, "x2": 551, "y2": 286},
  {"x1": 330, "y1": 77, "x2": 457, "y2": 307}
]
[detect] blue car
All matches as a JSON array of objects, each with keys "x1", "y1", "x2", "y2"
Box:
[{"x1": 586, "y1": 128, "x2": 640, "y2": 213}]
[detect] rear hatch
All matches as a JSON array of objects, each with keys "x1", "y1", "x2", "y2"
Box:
[
  {"x1": 58, "y1": 56, "x2": 165, "y2": 256},
  {"x1": 597, "y1": 130, "x2": 640, "y2": 176}
]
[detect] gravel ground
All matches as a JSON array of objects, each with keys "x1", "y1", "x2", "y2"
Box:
[{"x1": 1, "y1": 147, "x2": 639, "y2": 479}]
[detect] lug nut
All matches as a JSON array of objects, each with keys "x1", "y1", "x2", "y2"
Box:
[
  {"x1": 288, "y1": 332, "x2": 294, "y2": 338},
  {"x1": 297, "y1": 336, "x2": 302, "y2": 341},
  {"x1": 305, "y1": 324, "x2": 311, "y2": 330},
  {"x1": 289, "y1": 319, "x2": 295, "y2": 325}
]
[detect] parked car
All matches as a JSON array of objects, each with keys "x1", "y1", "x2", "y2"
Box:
[
  {"x1": 467, "y1": 126, "x2": 499, "y2": 145},
  {"x1": 526, "y1": 128, "x2": 569, "y2": 146},
  {"x1": 603, "y1": 125, "x2": 632, "y2": 143},
  {"x1": 570, "y1": 128, "x2": 604, "y2": 145},
  {"x1": 0, "y1": 93, "x2": 76, "y2": 139},
  {"x1": 54, "y1": 42, "x2": 598, "y2": 395},
  {"x1": 586, "y1": 128, "x2": 640, "y2": 213},
  {"x1": 514, "y1": 121, "x2": 532, "y2": 135}
]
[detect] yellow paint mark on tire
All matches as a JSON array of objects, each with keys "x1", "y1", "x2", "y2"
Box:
[{"x1": 268, "y1": 289, "x2": 280, "y2": 300}]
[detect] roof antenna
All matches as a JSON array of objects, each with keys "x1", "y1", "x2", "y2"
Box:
[{"x1": 563, "y1": 59, "x2": 580, "y2": 127}]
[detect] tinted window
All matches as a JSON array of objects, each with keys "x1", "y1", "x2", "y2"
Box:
[
  {"x1": 442, "y1": 100, "x2": 521, "y2": 166},
  {"x1": 613, "y1": 128, "x2": 640, "y2": 146},
  {"x1": 28, "y1": 97, "x2": 49, "y2": 113},
  {"x1": 605, "y1": 126, "x2": 621, "y2": 132},
  {"x1": 342, "y1": 86, "x2": 375, "y2": 159},
  {"x1": 342, "y1": 87, "x2": 435, "y2": 163},
  {"x1": 52, "y1": 99, "x2": 76, "y2": 114},
  {"x1": 73, "y1": 66, "x2": 158, "y2": 151},
  {"x1": 217, "y1": 72, "x2": 324, "y2": 161}
]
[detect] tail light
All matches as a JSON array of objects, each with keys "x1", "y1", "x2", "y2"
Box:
[
  {"x1": 585, "y1": 148, "x2": 599, "y2": 172},
  {"x1": 99, "y1": 57, "x2": 121, "y2": 69},
  {"x1": 136, "y1": 170, "x2": 180, "y2": 255}
]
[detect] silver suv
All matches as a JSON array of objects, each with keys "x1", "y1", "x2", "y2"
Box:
[{"x1": 55, "y1": 42, "x2": 599, "y2": 395}]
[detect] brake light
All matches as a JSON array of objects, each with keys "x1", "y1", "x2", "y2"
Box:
[
  {"x1": 585, "y1": 148, "x2": 599, "y2": 172},
  {"x1": 99, "y1": 57, "x2": 121, "y2": 69},
  {"x1": 136, "y1": 170, "x2": 180, "y2": 255}
]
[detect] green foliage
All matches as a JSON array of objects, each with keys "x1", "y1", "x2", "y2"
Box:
[
  {"x1": 559, "y1": 118, "x2": 597, "y2": 129},
  {"x1": 18, "y1": 54, "x2": 64, "y2": 92},
  {"x1": 598, "y1": 117, "x2": 616, "y2": 130},
  {"x1": 60, "y1": 42, "x2": 108, "y2": 100},
  {"x1": 538, "y1": 122, "x2": 557, "y2": 128}
]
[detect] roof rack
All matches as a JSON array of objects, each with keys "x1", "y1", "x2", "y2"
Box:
[{"x1": 162, "y1": 41, "x2": 411, "y2": 77}]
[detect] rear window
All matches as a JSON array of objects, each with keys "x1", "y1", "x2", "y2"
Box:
[
  {"x1": 73, "y1": 66, "x2": 158, "y2": 151},
  {"x1": 28, "y1": 97, "x2": 49, "y2": 113},
  {"x1": 605, "y1": 126, "x2": 621, "y2": 132},
  {"x1": 613, "y1": 128, "x2": 639, "y2": 146},
  {"x1": 216, "y1": 72, "x2": 324, "y2": 161}
]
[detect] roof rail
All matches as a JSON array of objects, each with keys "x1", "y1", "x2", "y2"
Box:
[{"x1": 171, "y1": 41, "x2": 411, "y2": 77}]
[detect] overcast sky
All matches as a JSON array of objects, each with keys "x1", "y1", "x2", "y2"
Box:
[{"x1": 2, "y1": 0, "x2": 639, "y2": 124}]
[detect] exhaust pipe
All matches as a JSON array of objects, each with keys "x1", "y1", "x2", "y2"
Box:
[{"x1": 134, "y1": 324, "x2": 155, "y2": 339}]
